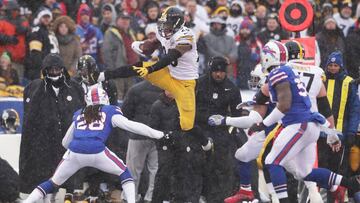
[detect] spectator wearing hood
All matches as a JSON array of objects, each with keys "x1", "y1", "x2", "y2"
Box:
[
  {"x1": 345, "y1": 18, "x2": 360, "y2": 79},
  {"x1": 316, "y1": 16, "x2": 345, "y2": 69},
  {"x1": 226, "y1": 1, "x2": 244, "y2": 35},
  {"x1": 144, "y1": 1, "x2": 160, "y2": 24},
  {"x1": 318, "y1": 51, "x2": 360, "y2": 202},
  {"x1": 75, "y1": 4, "x2": 103, "y2": 66},
  {"x1": 202, "y1": 16, "x2": 237, "y2": 73},
  {"x1": 19, "y1": 53, "x2": 84, "y2": 196},
  {"x1": 53, "y1": 16, "x2": 82, "y2": 76},
  {"x1": 0, "y1": 0, "x2": 29, "y2": 79},
  {"x1": 235, "y1": 19, "x2": 261, "y2": 89},
  {"x1": 99, "y1": 3, "x2": 116, "y2": 34},
  {"x1": 333, "y1": 1, "x2": 355, "y2": 37},
  {"x1": 24, "y1": 6, "x2": 59, "y2": 81},
  {"x1": 257, "y1": 13, "x2": 289, "y2": 46}
]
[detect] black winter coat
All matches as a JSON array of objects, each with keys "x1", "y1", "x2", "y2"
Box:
[
  {"x1": 149, "y1": 94, "x2": 180, "y2": 131},
  {"x1": 196, "y1": 74, "x2": 242, "y2": 130},
  {"x1": 316, "y1": 28, "x2": 345, "y2": 69},
  {"x1": 122, "y1": 80, "x2": 162, "y2": 140},
  {"x1": 345, "y1": 28, "x2": 360, "y2": 79},
  {"x1": 19, "y1": 78, "x2": 84, "y2": 193}
]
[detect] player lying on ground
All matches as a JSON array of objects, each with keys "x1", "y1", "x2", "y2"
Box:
[{"x1": 23, "y1": 84, "x2": 173, "y2": 203}]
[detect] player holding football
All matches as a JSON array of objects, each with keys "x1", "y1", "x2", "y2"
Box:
[
  {"x1": 23, "y1": 85, "x2": 173, "y2": 203},
  {"x1": 93, "y1": 7, "x2": 196, "y2": 129}
]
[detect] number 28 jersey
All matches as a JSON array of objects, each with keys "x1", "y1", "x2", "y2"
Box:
[
  {"x1": 268, "y1": 65, "x2": 312, "y2": 126},
  {"x1": 69, "y1": 105, "x2": 123, "y2": 154},
  {"x1": 156, "y1": 26, "x2": 199, "y2": 80}
]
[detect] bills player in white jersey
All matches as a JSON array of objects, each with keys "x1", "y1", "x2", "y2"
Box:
[
  {"x1": 92, "y1": 6, "x2": 212, "y2": 149},
  {"x1": 23, "y1": 85, "x2": 174, "y2": 203}
]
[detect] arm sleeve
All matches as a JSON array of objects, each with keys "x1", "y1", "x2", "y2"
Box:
[
  {"x1": 148, "y1": 49, "x2": 182, "y2": 72},
  {"x1": 111, "y1": 114, "x2": 164, "y2": 139},
  {"x1": 62, "y1": 122, "x2": 75, "y2": 149},
  {"x1": 226, "y1": 110, "x2": 263, "y2": 128}
]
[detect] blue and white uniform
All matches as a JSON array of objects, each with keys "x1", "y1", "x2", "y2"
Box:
[{"x1": 24, "y1": 102, "x2": 164, "y2": 203}]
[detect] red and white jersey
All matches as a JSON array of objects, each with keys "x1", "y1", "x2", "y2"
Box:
[
  {"x1": 156, "y1": 26, "x2": 199, "y2": 80},
  {"x1": 287, "y1": 59, "x2": 324, "y2": 112}
]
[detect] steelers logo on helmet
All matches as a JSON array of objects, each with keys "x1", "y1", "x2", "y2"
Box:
[
  {"x1": 77, "y1": 55, "x2": 98, "y2": 85},
  {"x1": 285, "y1": 40, "x2": 305, "y2": 60},
  {"x1": 157, "y1": 6, "x2": 185, "y2": 39},
  {"x1": 279, "y1": 0, "x2": 314, "y2": 32},
  {"x1": 1, "y1": 108, "x2": 20, "y2": 134}
]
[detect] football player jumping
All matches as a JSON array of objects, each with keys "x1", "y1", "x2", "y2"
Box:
[{"x1": 94, "y1": 7, "x2": 198, "y2": 131}]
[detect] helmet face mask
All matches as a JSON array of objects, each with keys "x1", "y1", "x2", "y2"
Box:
[
  {"x1": 285, "y1": 40, "x2": 305, "y2": 60},
  {"x1": 77, "y1": 55, "x2": 98, "y2": 85},
  {"x1": 157, "y1": 7, "x2": 184, "y2": 39},
  {"x1": 248, "y1": 64, "x2": 265, "y2": 90}
]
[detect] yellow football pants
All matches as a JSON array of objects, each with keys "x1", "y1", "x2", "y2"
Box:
[
  {"x1": 143, "y1": 61, "x2": 196, "y2": 131},
  {"x1": 257, "y1": 124, "x2": 283, "y2": 169}
]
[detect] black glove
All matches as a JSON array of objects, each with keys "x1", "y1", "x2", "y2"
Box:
[
  {"x1": 188, "y1": 126, "x2": 209, "y2": 146},
  {"x1": 248, "y1": 122, "x2": 267, "y2": 136},
  {"x1": 159, "y1": 131, "x2": 175, "y2": 147}
]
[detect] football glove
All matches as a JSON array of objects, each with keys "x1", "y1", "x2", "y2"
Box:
[
  {"x1": 159, "y1": 131, "x2": 175, "y2": 146},
  {"x1": 133, "y1": 66, "x2": 149, "y2": 77},
  {"x1": 248, "y1": 122, "x2": 266, "y2": 136},
  {"x1": 208, "y1": 115, "x2": 226, "y2": 126},
  {"x1": 326, "y1": 133, "x2": 342, "y2": 152}
]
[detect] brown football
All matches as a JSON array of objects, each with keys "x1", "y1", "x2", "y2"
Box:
[{"x1": 142, "y1": 39, "x2": 160, "y2": 55}]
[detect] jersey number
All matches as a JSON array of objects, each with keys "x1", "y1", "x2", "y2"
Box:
[
  {"x1": 294, "y1": 77, "x2": 307, "y2": 97},
  {"x1": 299, "y1": 72, "x2": 314, "y2": 92},
  {"x1": 76, "y1": 112, "x2": 106, "y2": 131}
]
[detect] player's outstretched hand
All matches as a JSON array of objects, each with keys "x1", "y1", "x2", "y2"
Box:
[
  {"x1": 326, "y1": 133, "x2": 342, "y2": 152},
  {"x1": 248, "y1": 122, "x2": 266, "y2": 136},
  {"x1": 133, "y1": 66, "x2": 149, "y2": 77},
  {"x1": 208, "y1": 115, "x2": 226, "y2": 126}
]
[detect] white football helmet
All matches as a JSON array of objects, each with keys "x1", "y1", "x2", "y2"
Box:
[
  {"x1": 248, "y1": 63, "x2": 266, "y2": 90},
  {"x1": 85, "y1": 84, "x2": 110, "y2": 106},
  {"x1": 260, "y1": 40, "x2": 288, "y2": 74}
]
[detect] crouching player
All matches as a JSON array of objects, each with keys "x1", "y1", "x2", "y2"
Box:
[{"x1": 23, "y1": 85, "x2": 173, "y2": 203}]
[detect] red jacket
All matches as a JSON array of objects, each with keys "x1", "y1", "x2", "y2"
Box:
[{"x1": 0, "y1": 18, "x2": 29, "y2": 62}]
